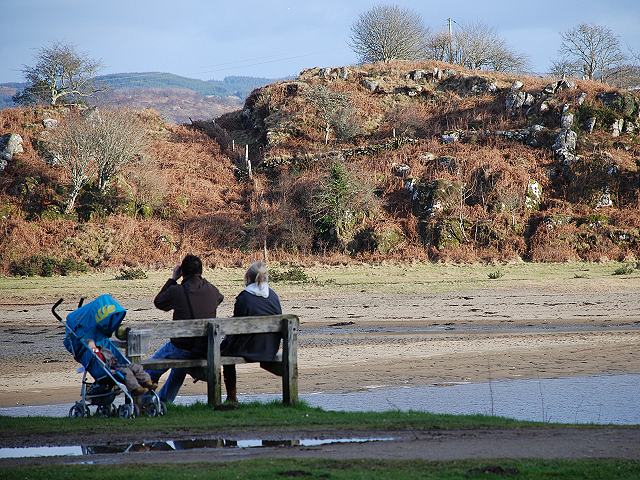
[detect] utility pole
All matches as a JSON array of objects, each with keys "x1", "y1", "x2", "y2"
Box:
[
  {"x1": 245, "y1": 144, "x2": 252, "y2": 179},
  {"x1": 447, "y1": 17, "x2": 454, "y2": 64}
]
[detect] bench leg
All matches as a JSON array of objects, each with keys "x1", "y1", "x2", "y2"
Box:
[
  {"x1": 206, "y1": 322, "x2": 222, "y2": 408},
  {"x1": 282, "y1": 318, "x2": 298, "y2": 405}
]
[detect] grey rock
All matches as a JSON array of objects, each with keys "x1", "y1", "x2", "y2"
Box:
[
  {"x1": 510, "y1": 80, "x2": 524, "y2": 91},
  {"x1": 611, "y1": 118, "x2": 624, "y2": 137},
  {"x1": 0, "y1": 133, "x2": 24, "y2": 163},
  {"x1": 595, "y1": 187, "x2": 614, "y2": 208},
  {"x1": 407, "y1": 69, "x2": 429, "y2": 81},
  {"x1": 584, "y1": 117, "x2": 596, "y2": 133},
  {"x1": 506, "y1": 91, "x2": 534, "y2": 113},
  {"x1": 553, "y1": 128, "x2": 578, "y2": 167},
  {"x1": 441, "y1": 131, "x2": 460, "y2": 144},
  {"x1": 42, "y1": 118, "x2": 59, "y2": 129},
  {"x1": 525, "y1": 179, "x2": 542, "y2": 210},
  {"x1": 391, "y1": 162, "x2": 411, "y2": 177},
  {"x1": 624, "y1": 121, "x2": 636, "y2": 134},
  {"x1": 419, "y1": 152, "x2": 436, "y2": 163},
  {"x1": 560, "y1": 112, "x2": 574, "y2": 129},
  {"x1": 577, "y1": 92, "x2": 587, "y2": 105},
  {"x1": 543, "y1": 79, "x2": 577, "y2": 95},
  {"x1": 539, "y1": 101, "x2": 550, "y2": 113},
  {"x1": 361, "y1": 77, "x2": 379, "y2": 93}
]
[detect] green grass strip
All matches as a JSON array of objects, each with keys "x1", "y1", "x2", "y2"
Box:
[
  {"x1": 0, "y1": 401, "x2": 625, "y2": 439},
  {"x1": 2, "y1": 459, "x2": 640, "y2": 480}
]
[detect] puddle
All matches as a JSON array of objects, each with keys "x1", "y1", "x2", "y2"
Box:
[
  {"x1": 0, "y1": 437, "x2": 393, "y2": 459},
  {"x1": 2, "y1": 374, "x2": 638, "y2": 425}
]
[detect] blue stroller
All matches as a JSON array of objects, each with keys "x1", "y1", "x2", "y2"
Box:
[{"x1": 53, "y1": 295, "x2": 165, "y2": 418}]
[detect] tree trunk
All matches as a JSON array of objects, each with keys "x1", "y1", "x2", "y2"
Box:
[{"x1": 64, "y1": 186, "x2": 81, "y2": 214}]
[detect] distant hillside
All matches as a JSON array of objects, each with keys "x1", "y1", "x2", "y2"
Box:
[
  {"x1": 0, "y1": 73, "x2": 276, "y2": 123},
  {"x1": 95, "y1": 72, "x2": 275, "y2": 99}
]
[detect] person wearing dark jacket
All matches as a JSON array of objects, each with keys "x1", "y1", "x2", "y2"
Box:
[
  {"x1": 146, "y1": 254, "x2": 223, "y2": 403},
  {"x1": 221, "y1": 261, "x2": 282, "y2": 404}
]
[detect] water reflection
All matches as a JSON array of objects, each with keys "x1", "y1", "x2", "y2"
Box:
[{"x1": 1, "y1": 437, "x2": 392, "y2": 459}]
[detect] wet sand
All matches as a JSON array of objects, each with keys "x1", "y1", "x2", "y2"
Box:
[{"x1": 2, "y1": 277, "x2": 639, "y2": 408}]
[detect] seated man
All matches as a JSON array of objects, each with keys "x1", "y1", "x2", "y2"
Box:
[{"x1": 146, "y1": 254, "x2": 223, "y2": 403}]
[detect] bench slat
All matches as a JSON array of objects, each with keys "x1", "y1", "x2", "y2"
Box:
[
  {"x1": 140, "y1": 353, "x2": 283, "y2": 371},
  {"x1": 129, "y1": 314, "x2": 297, "y2": 338}
]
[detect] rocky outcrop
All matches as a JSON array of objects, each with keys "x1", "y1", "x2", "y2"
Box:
[
  {"x1": 553, "y1": 128, "x2": 578, "y2": 169},
  {"x1": 0, "y1": 133, "x2": 23, "y2": 172}
]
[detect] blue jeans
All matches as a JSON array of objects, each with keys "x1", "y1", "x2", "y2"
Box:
[{"x1": 145, "y1": 342, "x2": 203, "y2": 403}]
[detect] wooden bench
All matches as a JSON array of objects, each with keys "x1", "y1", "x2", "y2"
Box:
[{"x1": 124, "y1": 314, "x2": 299, "y2": 408}]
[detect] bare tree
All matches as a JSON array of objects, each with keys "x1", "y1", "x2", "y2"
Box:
[
  {"x1": 349, "y1": 5, "x2": 429, "y2": 63},
  {"x1": 13, "y1": 42, "x2": 103, "y2": 106},
  {"x1": 426, "y1": 31, "x2": 450, "y2": 62},
  {"x1": 305, "y1": 85, "x2": 358, "y2": 144},
  {"x1": 557, "y1": 24, "x2": 626, "y2": 81},
  {"x1": 45, "y1": 109, "x2": 146, "y2": 212},
  {"x1": 46, "y1": 114, "x2": 98, "y2": 213},
  {"x1": 93, "y1": 110, "x2": 146, "y2": 192},
  {"x1": 451, "y1": 22, "x2": 528, "y2": 72}
]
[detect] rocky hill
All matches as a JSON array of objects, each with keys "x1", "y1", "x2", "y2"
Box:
[{"x1": 1, "y1": 60, "x2": 639, "y2": 274}]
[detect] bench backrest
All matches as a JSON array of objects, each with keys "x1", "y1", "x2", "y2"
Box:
[{"x1": 126, "y1": 314, "x2": 298, "y2": 358}]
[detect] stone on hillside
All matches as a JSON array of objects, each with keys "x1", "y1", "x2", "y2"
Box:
[
  {"x1": 584, "y1": 117, "x2": 596, "y2": 134},
  {"x1": 506, "y1": 90, "x2": 534, "y2": 114},
  {"x1": 553, "y1": 128, "x2": 578, "y2": 167},
  {"x1": 391, "y1": 162, "x2": 411, "y2": 177},
  {"x1": 597, "y1": 92, "x2": 639, "y2": 118},
  {"x1": 411, "y1": 179, "x2": 459, "y2": 218},
  {"x1": 360, "y1": 77, "x2": 379, "y2": 93},
  {"x1": 440, "y1": 131, "x2": 460, "y2": 144},
  {"x1": 539, "y1": 101, "x2": 550, "y2": 113},
  {"x1": 577, "y1": 92, "x2": 587, "y2": 105},
  {"x1": 419, "y1": 152, "x2": 436, "y2": 163},
  {"x1": 625, "y1": 121, "x2": 636, "y2": 134},
  {"x1": 42, "y1": 118, "x2": 59, "y2": 129},
  {"x1": 543, "y1": 79, "x2": 577, "y2": 95},
  {"x1": 510, "y1": 80, "x2": 524, "y2": 91},
  {"x1": 525, "y1": 179, "x2": 542, "y2": 210},
  {"x1": 611, "y1": 119, "x2": 624, "y2": 137},
  {"x1": 560, "y1": 112, "x2": 574, "y2": 129},
  {"x1": 0, "y1": 133, "x2": 24, "y2": 162},
  {"x1": 595, "y1": 187, "x2": 614, "y2": 208},
  {"x1": 407, "y1": 69, "x2": 428, "y2": 81}
]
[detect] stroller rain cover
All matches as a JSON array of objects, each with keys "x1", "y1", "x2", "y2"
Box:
[{"x1": 63, "y1": 294, "x2": 128, "y2": 379}]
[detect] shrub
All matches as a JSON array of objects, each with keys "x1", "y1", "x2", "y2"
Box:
[
  {"x1": 488, "y1": 269, "x2": 504, "y2": 279},
  {"x1": 613, "y1": 263, "x2": 636, "y2": 275},
  {"x1": 115, "y1": 267, "x2": 148, "y2": 280},
  {"x1": 9, "y1": 255, "x2": 87, "y2": 277},
  {"x1": 269, "y1": 266, "x2": 310, "y2": 283}
]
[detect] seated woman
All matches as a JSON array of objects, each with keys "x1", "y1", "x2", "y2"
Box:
[{"x1": 221, "y1": 261, "x2": 282, "y2": 404}]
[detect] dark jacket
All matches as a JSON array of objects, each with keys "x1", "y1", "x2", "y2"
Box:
[
  {"x1": 154, "y1": 274, "x2": 223, "y2": 352},
  {"x1": 221, "y1": 287, "x2": 282, "y2": 362}
]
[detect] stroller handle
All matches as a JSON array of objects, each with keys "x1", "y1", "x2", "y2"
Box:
[{"x1": 52, "y1": 298, "x2": 64, "y2": 321}]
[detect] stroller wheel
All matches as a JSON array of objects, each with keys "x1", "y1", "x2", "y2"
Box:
[
  {"x1": 69, "y1": 402, "x2": 89, "y2": 418},
  {"x1": 117, "y1": 404, "x2": 135, "y2": 419},
  {"x1": 143, "y1": 401, "x2": 159, "y2": 417},
  {"x1": 96, "y1": 405, "x2": 112, "y2": 418}
]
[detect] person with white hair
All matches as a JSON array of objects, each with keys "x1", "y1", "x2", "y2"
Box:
[{"x1": 221, "y1": 261, "x2": 282, "y2": 405}]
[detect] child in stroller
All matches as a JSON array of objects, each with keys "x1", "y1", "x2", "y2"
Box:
[
  {"x1": 86, "y1": 338, "x2": 157, "y2": 396},
  {"x1": 54, "y1": 294, "x2": 165, "y2": 418}
]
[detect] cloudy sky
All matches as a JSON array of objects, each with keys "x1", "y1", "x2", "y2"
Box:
[{"x1": 1, "y1": 0, "x2": 639, "y2": 82}]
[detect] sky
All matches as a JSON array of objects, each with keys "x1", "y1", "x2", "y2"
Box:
[{"x1": 1, "y1": 0, "x2": 639, "y2": 83}]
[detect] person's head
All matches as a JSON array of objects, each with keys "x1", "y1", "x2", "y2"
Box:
[
  {"x1": 181, "y1": 254, "x2": 203, "y2": 277},
  {"x1": 245, "y1": 261, "x2": 268, "y2": 286}
]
